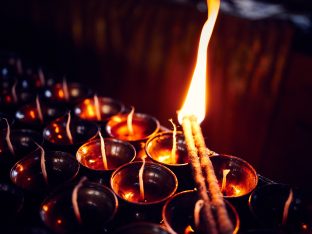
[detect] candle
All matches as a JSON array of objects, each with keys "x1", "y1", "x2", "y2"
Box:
[
  {"x1": 106, "y1": 112, "x2": 159, "y2": 143},
  {"x1": 210, "y1": 154, "x2": 258, "y2": 198},
  {"x1": 74, "y1": 96, "x2": 124, "y2": 122},
  {"x1": 162, "y1": 190, "x2": 240, "y2": 234},
  {"x1": 10, "y1": 150, "x2": 80, "y2": 193},
  {"x1": 43, "y1": 114, "x2": 99, "y2": 152},
  {"x1": 40, "y1": 181, "x2": 118, "y2": 233},
  {"x1": 111, "y1": 161, "x2": 177, "y2": 204}
]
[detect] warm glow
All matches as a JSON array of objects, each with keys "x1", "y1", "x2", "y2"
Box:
[
  {"x1": 94, "y1": 95, "x2": 102, "y2": 121},
  {"x1": 127, "y1": 106, "x2": 135, "y2": 135},
  {"x1": 169, "y1": 119, "x2": 177, "y2": 164},
  {"x1": 42, "y1": 205, "x2": 49, "y2": 212},
  {"x1": 178, "y1": 0, "x2": 220, "y2": 123},
  {"x1": 29, "y1": 110, "x2": 36, "y2": 119},
  {"x1": 123, "y1": 191, "x2": 135, "y2": 200},
  {"x1": 282, "y1": 189, "x2": 293, "y2": 225},
  {"x1": 221, "y1": 169, "x2": 231, "y2": 193},
  {"x1": 184, "y1": 225, "x2": 195, "y2": 234}
]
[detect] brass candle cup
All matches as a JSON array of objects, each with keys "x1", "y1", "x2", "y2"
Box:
[
  {"x1": 210, "y1": 154, "x2": 258, "y2": 198},
  {"x1": 145, "y1": 131, "x2": 194, "y2": 191},
  {"x1": 106, "y1": 113, "x2": 160, "y2": 152},
  {"x1": 112, "y1": 222, "x2": 171, "y2": 234},
  {"x1": 40, "y1": 82, "x2": 92, "y2": 107},
  {"x1": 74, "y1": 97, "x2": 124, "y2": 123},
  {"x1": 43, "y1": 115, "x2": 99, "y2": 153},
  {"x1": 0, "y1": 183, "x2": 24, "y2": 225},
  {"x1": 40, "y1": 181, "x2": 118, "y2": 233},
  {"x1": 76, "y1": 138, "x2": 136, "y2": 184},
  {"x1": 10, "y1": 150, "x2": 80, "y2": 193},
  {"x1": 15, "y1": 102, "x2": 66, "y2": 130},
  {"x1": 162, "y1": 190, "x2": 240, "y2": 234},
  {"x1": 110, "y1": 161, "x2": 178, "y2": 223},
  {"x1": 249, "y1": 183, "x2": 311, "y2": 233}
]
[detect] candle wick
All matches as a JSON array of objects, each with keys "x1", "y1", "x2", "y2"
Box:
[
  {"x1": 98, "y1": 131, "x2": 108, "y2": 170},
  {"x1": 94, "y1": 95, "x2": 102, "y2": 121},
  {"x1": 3, "y1": 118, "x2": 15, "y2": 155},
  {"x1": 36, "y1": 95, "x2": 44, "y2": 123},
  {"x1": 62, "y1": 77, "x2": 70, "y2": 101},
  {"x1": 282, "y1": 189, "x2": 294, "y2": 225},
  {"x1": 127, "y1": 106, "x2": 135, "y2": 136},
  {"x1": 34, "y1": 141, "x2": 48, "y2": 184},
  {"x1": 72, "y1": 177, "x2": 87, "y2": 224},
  {"x1": 38, "y1": 68, "x2": 46, "y2": 86},
  {"x1": 221, "y1": 169, "x2": 230, "y2": 194},
  {"x1": 194, "y1": 199, "x2": 205, "y2": 231},
  {"x1": 12, "y1": 80, "x2": 18, "y2": 103},
  {"x1": 66, "y1": 112, "x2": 74, "y2": 144},
  {"x1": 169, "y1": 119, "x2": 177, "y2": 164},
  {"x1": 139, "y1": 156, "x2": 146, "y2": 202}
]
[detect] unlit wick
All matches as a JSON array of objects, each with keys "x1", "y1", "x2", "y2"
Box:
[
  {"x1": 72, "y1": 177, "x2": 87, "y2": 224},
  {"x1": 194, "y1": 199, "x2": 205, "y2": 230},
  {"x1": 3, "y1": 118, "x2": 15, "y2": 155},
  {"x1": 36, "y1": 95, "x2": 44, "y2": 123},
  {"x1": 94, "y1": 95, "x2": 102, "y2": 121},
  {"x1": 139, "y1": 156, "x2": 146, "y2": 202},
  {"x1": 62, "y1": 78, "x2": 70, "y2": 101},
  {"x1": 12, "y1": 80, "x2": 18, "y2": 103},
  {"x1": 66, "y1": 112, "x2": 74, "y2": 144},
  {"x1": 38, "y1": 68, "x2": 46, "y2": 86},
  {"x1": 282, "y1": 189, "x2": 294, "y2": 225},
  {"x1": 34, "y1": 142, "x2": 48, "y2": 184},
  {"x1": 221, "y1": 169, "x2": 231, "y2": 194},
  {"x1": 98, "y1": 131, "x2": 108, "y2": 170},
  {"x1": 127, "y1": 106, "x2": 135, "y2": 136},
  {"x1": 169, "y1": 119, "x2": 177, "y2": 164}
]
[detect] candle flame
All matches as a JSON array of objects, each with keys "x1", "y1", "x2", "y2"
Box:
[
  {"x1": 221, "y1": 169, "x2": 231, "y2": 193},
  {"x1": 72, "y1": 177, "x2": 87, "y2": 224},
  {"x1": 282, "y1": 189, "x2": 293, "y2": 225},
  {"x1": 139, "y1": 156, "x2": 146, "y2": 202},
  {"x1": 34, "y1": 142, "x2": 48, "y2": 184},
  {"x1": 36, "y1": 95, "x2": 44, "y2": 123},
  {"x1": 66, "y1": 112, "x2": 74, "y2": 144},
  {"x1": 62, "y1": 78, "x2": 70, "y2": 101},
  {"x1": 178, "y1": 0, "x2": 220, "y2": 124},
  {"x1": 127, "y1": 106, "x2": 135, "y2": 136},
  {"x1": 3, "y1": 118, "x2": 15, "y2": 155},
  {"x1": 169, "y1": 119, "x2": 177, "y2": 164},
  {"x1": 98, "y1": 131, "x2": 108, "y2": 170},
  {"x1": 94, "y1": 95, "x2": 102, "y2": 121},
  {"x1": 12, "y1": 80, "x2": 18, "y2": 103},
  {"x1": 194, "y1": 199, "x2": 204, "y2": 230},
  {"x1": 184, "y1": 225, "x2": 195, "y2": 234}
]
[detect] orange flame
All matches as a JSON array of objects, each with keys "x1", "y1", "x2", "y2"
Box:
[
  {"x1": 62, "y1": 78, "x2": 70, "y2": 101},
  {"x1": 139, "y1": 156, "x2": 146, "y2": 202},
  {"x1": 178, "y1": 0, "x2": 220, "y2": 124},
  {"x1": 221, "y1": 169, "x2": 231, "y2": 193},
  {"x1": 127, "y1": 106, "x2": 135, "y2": 136},
  {"x1": 94, "y1": 95, "x2": 102, "y2": 121},
  {"x1": 169, "y1": 119, "x2": 177, "y2": 164}
]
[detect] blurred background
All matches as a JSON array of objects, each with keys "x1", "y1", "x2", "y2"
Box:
[{"x1": 0, "y1": 0, "x2": 311, "y2": 192}]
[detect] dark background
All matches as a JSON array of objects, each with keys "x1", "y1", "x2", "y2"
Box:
[{"x1": 0, "y1": 0, "x2": 311, "y2": 192}]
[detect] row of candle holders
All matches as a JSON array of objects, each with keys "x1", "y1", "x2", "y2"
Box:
[{"x1": 0, "y1": 53, "x2": 310, "y2": 233}]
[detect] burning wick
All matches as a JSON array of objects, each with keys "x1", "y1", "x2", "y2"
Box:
[
  {"x1": 34, "y1": 142, "x2": 48, "y2": 184},
  {"x1": 38, "y1": 68, "x2": 46, "y2": 86},
  {"x1": 12, "y1": 80, "x2": 18, "y2": 103},
  {"x1": 66, "y1": 112, "x2": 74, "y2": 144},
  {"x1": 94, "y1": 95, "x2": 102, "y2": 121},
  {"x1": 62, "y1": 78, "x2": 70, "y2": 101},
  {"x1": 282, "y1": 189, "x2": 294, "y2": 225},
  {"x1": 184, "y1": 225, "x2": 195, "y2": 234},
  {"x1": 169, "y1": 119, "x2": 177, "y2": 164},
  {"x1": 127, "y1": 106, "x2": 135, "y2": 136},
  {"x1": 36, "y1": 95, "x2": 44, "y2": 123},
  {"x1": 98, "y1": 131, "x2": 108, "y2": 170},
  {"x1": 139, "y1": 156, "x2": 146, "y2": 202},
  {"x1": 221, "y1": 169, "x2": 231, "y2": 194},
  {"x1": 72, "y1": 177, "x2": 87, "y2": 224},
  {"x1": 3, "y1": 118, "x2": 15, "y2": 155},
  {"x1": 194, "y1": 199, "x2": 205, "y2": 231}
]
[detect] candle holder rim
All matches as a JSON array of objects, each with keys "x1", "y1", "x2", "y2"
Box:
[
  {"x1": 162, "y1": 189, "x2": 240, "y2": 234},
  {"x1": 76, "y1": 137, "x2": 137, "y2": 172},
  {"x1": 106, "y1": 112, "x2": 160, "y2": 142},
  {"x1": 211, "y1": 153, "x2": 259, "y2": 198},
  {"x1": 110, "y1": 161, "x2": 178, "y2": 206},
  {"x1": 145, "y1": 131, "x2": 189, "y2": 167}
]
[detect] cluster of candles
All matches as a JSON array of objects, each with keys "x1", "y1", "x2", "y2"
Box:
[{"x1": 0, "y1": 53, "x2": 310, "y2": 234}]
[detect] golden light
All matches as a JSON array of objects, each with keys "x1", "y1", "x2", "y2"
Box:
[{"x1": 178, "y1": 0, "x2": 220, "y2": 124}]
